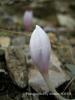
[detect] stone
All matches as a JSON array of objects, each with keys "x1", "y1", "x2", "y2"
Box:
[
  {"x1": 0, "y1": 37, "x2": 10, "y2": 48},
  {"x1": 28, "y1": 46, "x2": 70, "y2": 92},
  {"x1": 11, "y1": 36, "x2": 26, "y2": 46},
  {"x1": 50, "y1": 51, "x2": 62, "y2": 72},
  {"x1": 57, "y1": 14, "x2": 75, "y2": 29},
  {"x1": 5, "y1": 46, "x2": 28, "y2": 88},
  {"x1": 29, "y1": 68, "x2": 70, "y2": 93}
]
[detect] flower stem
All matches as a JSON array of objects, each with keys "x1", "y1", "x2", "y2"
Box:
[{"x1": 42, "y1": 73, "x2": 69, "y2": 100}]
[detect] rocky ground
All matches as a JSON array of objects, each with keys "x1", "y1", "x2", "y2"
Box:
[{"x1": 0, "y1": 31, "x2": 74, "y2": 100}]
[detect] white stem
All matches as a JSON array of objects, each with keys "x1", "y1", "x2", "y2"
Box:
[{"x1": 42, "y1": 73, "x2": 74, "y2": 100}]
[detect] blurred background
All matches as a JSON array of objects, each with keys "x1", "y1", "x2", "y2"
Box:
[{"x1": 0, "y1": 0, "x2": 75, "y2": 32}]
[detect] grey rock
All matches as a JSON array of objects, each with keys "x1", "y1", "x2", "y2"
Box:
[
  {"x1": 29, "y1": 68, "x2": 70, "y2": 93},
  {"x1": 57, "y1": 14, "x2": 75, "y2": 29},
  {"x1": 11, "y1": 36, "x2": 26, "y2": 46},
  {"x1": 5, "y1": 46, "x2": 28, "y2": 88},
  {"x1": 0, "y1": 37, "x2": 10, "y2": 48}
]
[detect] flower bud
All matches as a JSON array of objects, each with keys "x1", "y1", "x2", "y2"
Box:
[
  {"x1": 23, "y1": 10, "x2": 33, "y2": 31},
  {"x1": 29, "y1": 25, "x2": 51, "y2": 75}
]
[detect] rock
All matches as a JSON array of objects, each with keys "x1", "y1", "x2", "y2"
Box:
[
  {"x1": 50, "y1": 51, "x2": 62, "y2": 72},
  {"x1": 29, "y1": 68, "x2": 70, "y2": 93},
  {"x1": 57, "y1": 14, "x2": 75, "y2": 29},
  {"x1": 28, "y1": 45, "x2": 70, "y2": 92},
  {"x1": 57, "y1": 36, "x2": 74, "y2": 64},
  {"x1": 11, "y1": 36, "x2": 26, "y2": 46},
  {"x1": 0, "y1": 37, "x2": 10, "y2": 48},
  {"x1": 5, "y1": 46, "x2": 28, "y2": 88},
  {"x1": 28, "y1": 49, "x2": 70, "y2": 92},
  {"x1": 11, "y1": 35, "x2": 30, "y2": 46}
]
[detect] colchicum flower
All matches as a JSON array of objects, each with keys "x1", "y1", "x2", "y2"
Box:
[
  {"x1": 29, "y1": 25, "x2": 72, "y2": 100},
  {"x1": 23, "y1": 10, "x2": 33, "y2": 31},
  {"x1": 29, "y1": 25, "x2": 51, "y2": 76}
]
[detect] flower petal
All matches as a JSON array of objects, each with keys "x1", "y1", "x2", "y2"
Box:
[{"x1": 29, "y1": 25, "x2": 51, "y2": 74}]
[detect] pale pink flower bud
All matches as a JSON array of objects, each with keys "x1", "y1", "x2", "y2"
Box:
[
  {"x1": 29, "y1": 25, "x2": 66, "y2": 100},
  {"x1": 29, "y1": 25, "x2": 51, "y2": 75},
  {"x1": 23, "y1": 10, "x2": 33, "y2": 31}
]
